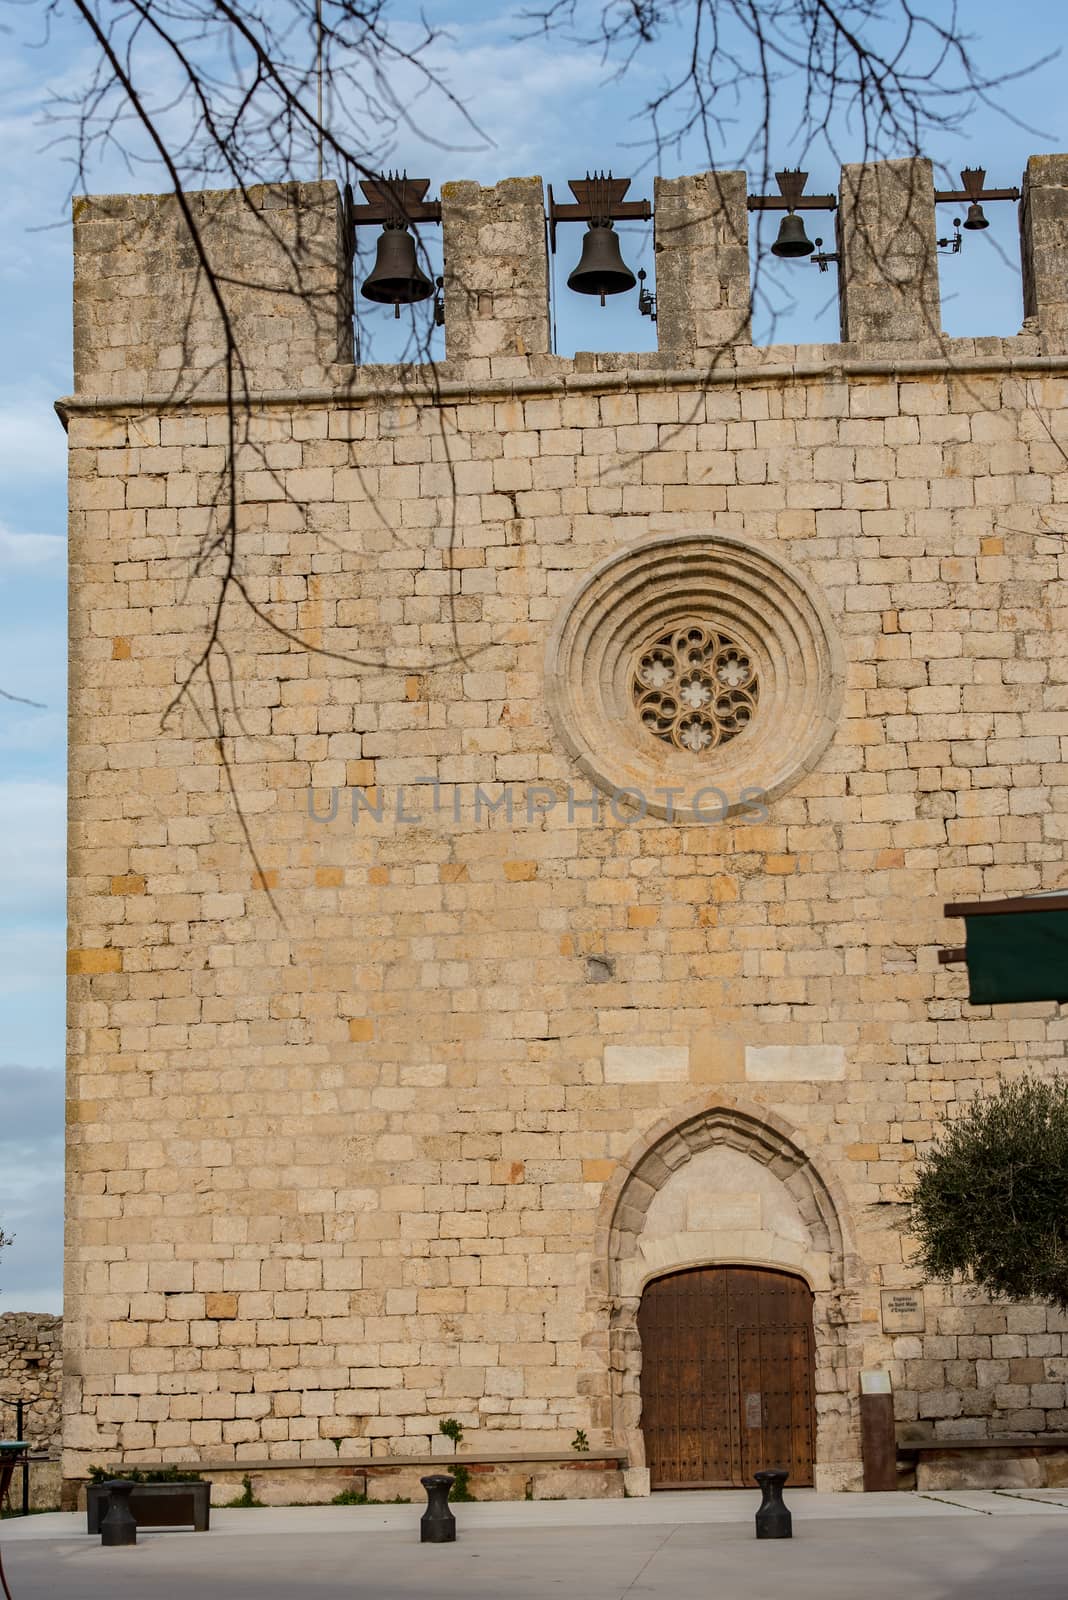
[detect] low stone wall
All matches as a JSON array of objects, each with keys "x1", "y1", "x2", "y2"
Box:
[
  {"x1": 0, "y1": 1311, "x2": 62, "y2": 1451},
  {"x1": 17, "y1": 1460, "x2": 63, "y2": 1512},
  {"x1": 0, "y1": 1311, "x2": 63, "y2": 1511},
  {"x1": 71, "y1": 1455, "x2": 627, "y2": 1508}
]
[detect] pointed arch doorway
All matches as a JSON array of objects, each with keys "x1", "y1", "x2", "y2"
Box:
[{"x1": 637, "y1": 1265, "x2": 816, "y2": 1489}]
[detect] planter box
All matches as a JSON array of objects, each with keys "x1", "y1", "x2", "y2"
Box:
[{"x1": 86, "y1": 1481, "x2": 210, "y2": 1533}]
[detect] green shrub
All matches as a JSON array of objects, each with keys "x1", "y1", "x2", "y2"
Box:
[
  {"x1": 86, "y1": 1464, "x2": 203, "y2": 1484},
  {"x1": 331, "y1": 1487, "x2": 368, "y2": 1505},
  {"x1": 223, "y1": 1474, "x2": 263, "y2": 1508},
  {"x1": 908, "y1": 1075, "x2": 1068, "y2": 1310},
  {"x1": 449, "y1": 1464, "x2": 475, "y2": 1503},
  {"x1": 438, "y1": 1418, "x2": 464, "y2": 1445}
]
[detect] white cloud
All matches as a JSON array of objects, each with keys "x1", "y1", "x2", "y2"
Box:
[
  {"x1": 0, "y1": 391, "x2": 68, "y2": 483},
  {"x1": 380, "y1": 19, "x2": 637, "y2": 179},
  {"x1": 0, "y1": 599, "x2": 67, "y2": 749},
  {"x1": 0, "y1": 925, "x2": 63, "y2": 997},
  {"x1": 0, "y1": 779, "x2": 66, "y2": 918},
  {"x1": 0, "y1": 1067, "x2": 64, "y2": 1310},
  {"x1": 0, "y1": 524, "x2": 66, "y2": 569}
]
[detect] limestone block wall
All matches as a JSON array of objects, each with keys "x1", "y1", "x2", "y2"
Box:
[{"x1": 61, "y1": 155, "x2": 1068, "y2": 1492}]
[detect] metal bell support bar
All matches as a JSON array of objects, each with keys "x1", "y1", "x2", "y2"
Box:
[
  {"x1": 349, "y1": 175, "x2": 442, "y2": 319},
  {"x1": 754, "y1": 1468, "x2": 792, "y2": 1539},
  {"x1": 548, "y1": 174, "x2": 651, "y2": 306},
  {"x1": 420, "y1": 1473, "x2": 456, "y2": 1543},
  {"x1": 747, "y1": 170, "x2": 837, "y2": 260},
  {"x1": 100, "y1": 1480, "x2": 138, "y2": 1547}
]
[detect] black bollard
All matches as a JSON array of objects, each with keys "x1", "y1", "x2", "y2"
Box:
[
  {"x1": 100, "y1": 1481, "x2": 138, "y2": 1547},
  {"x1": 754, "y1": 1468, "x2": 791, "y2": 1539},
  {"x1": 420, "y1": 1474, "x2": 456, "y2": 1543}
]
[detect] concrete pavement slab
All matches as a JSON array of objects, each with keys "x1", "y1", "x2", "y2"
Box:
[
  {"x1": 4, "y1": 1515, "x2": 1068, "y2": 1600},
  {"x1": 996, "y1": 1489, "x2": 1068, "y2": 1508},
  {"x1": 0, "y1": 1488, "x2": 1015, "y2": 1545},
  {"x1": 916, "y1": 1490, "x2": 1068, "y2": 1516}
]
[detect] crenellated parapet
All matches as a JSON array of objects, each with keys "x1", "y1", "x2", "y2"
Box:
[
  {"x1": 71, "y1": 152, "x2": 1068, "y2": 399},
  {"x1": 1021, "y1": 154, "x2": 1068, "y2": 352},
  {"x1": 72, "y1": 181, "x2": 352, "y2": 399},
  {"x1": 835, "y1": 158, "x2": 942, "y2": 347}
]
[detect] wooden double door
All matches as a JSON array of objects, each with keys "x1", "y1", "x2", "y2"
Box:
[{"x1": 637, "y1": 1265, "x2": 815, "y2": 1489}]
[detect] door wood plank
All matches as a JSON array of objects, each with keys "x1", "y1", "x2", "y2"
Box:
[{"x1": 638, "y1": 1264, "x2": 816, "y2": 1489}]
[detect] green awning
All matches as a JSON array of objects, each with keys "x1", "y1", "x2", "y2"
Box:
[{"x1": 963, "y1": 908, "x2": 1068, "y2": 1006}]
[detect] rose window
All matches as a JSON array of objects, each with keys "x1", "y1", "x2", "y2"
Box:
[{"x1": 633, "y1": 625, "x2": 758, "y2": 752}]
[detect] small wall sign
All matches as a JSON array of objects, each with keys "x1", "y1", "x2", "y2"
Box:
[{"x1": 880, "y1": 1288, "x2": 925, "y2": 1333}]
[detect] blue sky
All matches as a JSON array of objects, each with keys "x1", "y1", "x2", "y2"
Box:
[{"x1": 0, "y1": 0, "x2": 1064, "y2": 1311}]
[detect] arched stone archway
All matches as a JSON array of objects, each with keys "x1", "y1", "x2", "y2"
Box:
[{"x1": 589, "y1": 1095, "x2": 865, "y2": 1492}]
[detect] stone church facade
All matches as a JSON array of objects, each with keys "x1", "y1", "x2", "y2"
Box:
[{"x1": 61, "y1": 155, "x2": 1068, "y2": 1496}]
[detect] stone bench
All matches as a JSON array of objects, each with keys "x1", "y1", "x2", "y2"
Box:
[
  {"x1": 89, "y1": 1451, "x2": 631, "y2": 1506},
  {"x1": 898, "y1": 1435, "x2": 1068, "y2": 1491}
]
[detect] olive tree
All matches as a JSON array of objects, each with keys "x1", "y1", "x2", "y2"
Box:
[{"x1": 908, "y1": 1076, "x2": 1068, "y2": 1313}]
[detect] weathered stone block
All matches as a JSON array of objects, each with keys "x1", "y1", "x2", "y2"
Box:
[
  {"x1": 838, "y1": 159, "x2": 940, "y2": 343},
  {"x1": 532, "y1": 1467, "x2": 624, "y2": 1500}
]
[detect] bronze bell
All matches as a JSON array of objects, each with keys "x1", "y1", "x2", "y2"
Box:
[
  {"x1": 361, "y1": 222, "x2": 434, "y2": 317},
  {"x1": 771, "y1": 212, "x2": 815, "y2": 258},
  {"x1": 963, "y1": 200, "x2": 990, "y2": 231},
  {"x1": 567, "y1": 222, "x2": 637, "y2": 306}
]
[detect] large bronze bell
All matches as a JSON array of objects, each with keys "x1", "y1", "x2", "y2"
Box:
[
  {"x1": 567, "y1": 221, "x2": 637, "y2": 306},
  {"x1": 963, "y1": 200, "x2": 990, "y2": 231},
  {"x1": 771, "y1": 212, "x2": 815, "y2": 258},
  {"x1": 361, "y1": 222, "x2": 434, "y2": 317}
]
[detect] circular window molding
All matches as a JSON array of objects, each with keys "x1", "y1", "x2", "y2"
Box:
[{"x1": 545, "y1": 531, "x2": 844, "y2": 822}]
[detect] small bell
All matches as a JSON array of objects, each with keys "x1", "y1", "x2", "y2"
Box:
[
  {"x1": 771, "y1": 212, "x2": 815, "y2": 258},
  {"x1": 963, "y1": 201, "x2": 989, "y2": 231},
  {"x1": 567, "y1": 221, "x2": 637, "y2": 307},
  {"x1": 361, "y1": 222, "x2": 434, "y2": 318}
]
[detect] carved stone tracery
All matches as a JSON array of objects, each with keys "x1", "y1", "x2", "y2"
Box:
[
  {"x1": 633, "y1": 624, "x2": 758, "y2": 752},
  {"x1": 545, "y1": 531, "x2": 844, "y2": 821}
]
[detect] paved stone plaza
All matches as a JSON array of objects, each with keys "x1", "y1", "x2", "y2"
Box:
[{"x1": 5, "y1": 1492, "x2": 1068, "y2": 1598}]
